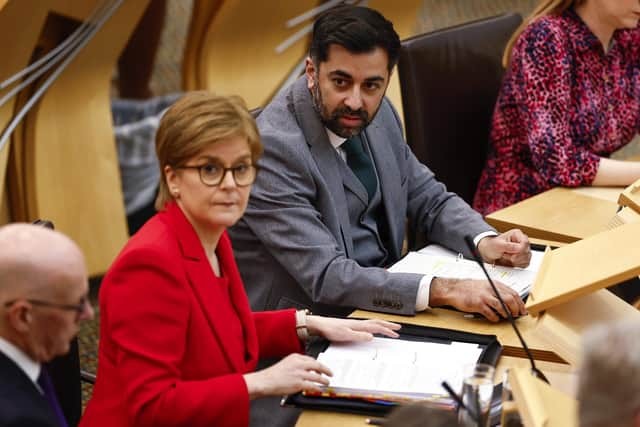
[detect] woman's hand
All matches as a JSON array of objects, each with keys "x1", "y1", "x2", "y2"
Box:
[
  {"x1": 306, "y1": 316, "x2": 401, "y2": 342},
  {"x1": 243, "y1": 353, "x2": 332, "y2": 399}
]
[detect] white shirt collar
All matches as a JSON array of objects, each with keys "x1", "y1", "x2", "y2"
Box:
[
  {"x1": 0, "y1": 336, "x2": 41, "y2": 386},
  {"x1": 325, "y1": 127, "x2": 347, "y2": 150}
]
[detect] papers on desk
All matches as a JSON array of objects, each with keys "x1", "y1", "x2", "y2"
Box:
[
  {"x1": 314, "y1": 337, "x2": 482, "y2": 402},
  {"x1": 388, "y1": 244, "x2": 544, "y2": 297}
]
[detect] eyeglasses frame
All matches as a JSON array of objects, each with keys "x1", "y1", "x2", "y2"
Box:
[
  {"x1": 4, "y1": 297, "x2": 88, "y2": 315},
  {"x1": 174, "y1": 163, "x2": 259, "y2": 187}
]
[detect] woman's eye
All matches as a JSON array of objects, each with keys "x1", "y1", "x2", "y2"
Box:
[
  {"x1": 234, "y1": 164, "x2": 250, "y2": 174},
  {"x1": 202, "y1": 164, "x2": 220, "y2": 175}
]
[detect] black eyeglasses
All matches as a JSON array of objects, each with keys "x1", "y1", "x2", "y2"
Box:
[
  {"x1": 175, "y1": 163, "x2": 258, "y2": 187},
  {"x1": 4, "y1": 297, "x2": 88, "y2": 315}
]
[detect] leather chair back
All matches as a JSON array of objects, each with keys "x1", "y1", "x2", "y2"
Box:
[{"x1": 398, "y1": 13, "x2": 522, "y2": 206}]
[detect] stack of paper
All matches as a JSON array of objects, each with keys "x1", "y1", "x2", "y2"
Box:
[
  {"x1": 388, "y1": 244, "x2": 544, "y2": 297},
  {"x1": 315, "y1": 337, "x2": 483, "y2": 402}
]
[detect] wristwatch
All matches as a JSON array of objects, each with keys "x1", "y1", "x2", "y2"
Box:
[{"x1": 295, "y1": 309, "x2": 311, "y2": 341}]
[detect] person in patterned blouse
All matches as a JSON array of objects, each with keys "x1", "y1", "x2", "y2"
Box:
[{"x1": 473, "y1": 0, "x2": 640, "y2": 215}]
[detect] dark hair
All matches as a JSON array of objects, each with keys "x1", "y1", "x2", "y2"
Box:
[{"x1": 309, "y1": 5, "x2": 400, "y2": 72}]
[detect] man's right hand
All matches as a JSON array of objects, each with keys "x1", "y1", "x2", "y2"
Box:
[{"x1": 428, "y1": 278, "x2": 526, "y2": 322}]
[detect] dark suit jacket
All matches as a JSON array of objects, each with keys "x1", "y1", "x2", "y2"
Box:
[
  {"x1": 80, "y1": 202, "x2": 303, "y2": 427},
  {"x1": 0, "y1": 351, "x2": 60, "y2": 427},
  {"x1": 230, "y1": 77, "x2": 494, "y2": 316}
]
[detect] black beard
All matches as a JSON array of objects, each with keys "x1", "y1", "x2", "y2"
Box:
[{"x1": 311, "y1": 78, "x2": 370, "y2": 139}]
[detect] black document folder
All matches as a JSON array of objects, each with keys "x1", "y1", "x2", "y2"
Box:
[{"x1": 282, "y1": 321, "x2": 502, "y2": 416}]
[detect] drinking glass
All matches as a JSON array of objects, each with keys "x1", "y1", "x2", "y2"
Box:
[{"x1": 458, "y1": 363, "x2": 495, "y2": 427}]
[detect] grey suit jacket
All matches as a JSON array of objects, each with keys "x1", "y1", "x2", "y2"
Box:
[{"x1": 229, "y1": 77, "x2": 494, "y2": 316}]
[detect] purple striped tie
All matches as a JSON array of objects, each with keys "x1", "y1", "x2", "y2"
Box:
[{"x1": 37, "y1": 368, "x2": 69, "y2": 427}]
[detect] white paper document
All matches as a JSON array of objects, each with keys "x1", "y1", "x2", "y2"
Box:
[
  {"x1": 388, "y1": 244, "x2": 544, "y2": 296},
  {"x1": 316, "y1": 337, "x2": 483, "y2": 401}
]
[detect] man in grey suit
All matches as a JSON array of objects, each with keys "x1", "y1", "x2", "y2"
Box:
[{"x1": 230, "y1": 5, "x2": 530, "y2": 322}]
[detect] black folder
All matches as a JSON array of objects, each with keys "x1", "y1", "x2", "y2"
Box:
[{"x1": 282, "y1": 321, "x2": 502, "y2": 417}]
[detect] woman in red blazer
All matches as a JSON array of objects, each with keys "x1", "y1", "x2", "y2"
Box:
[{"x1": 80, "y1": 93, "x2": 399, "y2": 427}]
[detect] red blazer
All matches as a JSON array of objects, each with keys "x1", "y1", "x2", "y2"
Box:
[{"x1": 80, "y1": 202, "x2": 303, "y2": 427}]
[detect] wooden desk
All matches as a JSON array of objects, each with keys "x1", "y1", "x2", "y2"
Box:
[
  {"x1": 295, "y1": 356, "x2": 574, "y2": 427},
  {"x1": 485, "y1": 187, "x2": 621, "y2": 243},
  {"x1": 350, "y1": 309, "x2": 563, "y2": 363}
]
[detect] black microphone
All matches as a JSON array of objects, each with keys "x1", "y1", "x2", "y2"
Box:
[{"x1": 463, "y1": 235, "x2": 549, "y2": 384}]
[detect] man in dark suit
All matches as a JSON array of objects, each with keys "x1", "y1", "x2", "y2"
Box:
[
  {"x1": 230, "y1": 5, "x2": 530, "y2": 321},
  {"x1": 0, "y1": 224, "x2": 94, "y2": 427}
]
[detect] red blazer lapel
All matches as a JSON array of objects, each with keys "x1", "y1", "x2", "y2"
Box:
[
  {"x1": 163, "y1": 202, "x2": 251, "y2": 373},
  {"x1": 216, "y1": 232, "x2": 259, "y2": 367}
]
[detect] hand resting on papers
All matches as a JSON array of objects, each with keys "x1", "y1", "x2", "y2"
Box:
[
  {"x1": 429, "y1": 278, "x2": 527, "y2": 322},
  {"x1": 243, "y1": 318, "x2": 401, "y2": 398}
]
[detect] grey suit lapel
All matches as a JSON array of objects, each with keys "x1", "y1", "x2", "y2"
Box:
[
  {"x1": 290, "y1": 78, "x2": 355, "y2": 257},
  {"x1": 364, "y1": 123, "x2": 403, "y2": 259}
]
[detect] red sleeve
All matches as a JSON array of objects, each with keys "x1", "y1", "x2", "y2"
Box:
[
  {"x1": 515, "y1": 21, "x2": 600, "y2": 186},
  {"x1": 104, "y1": 246, "x2": 250, "y2": 427},
  {"x1": 253, "y1": 309, "x2": 304, "y2": 359}
]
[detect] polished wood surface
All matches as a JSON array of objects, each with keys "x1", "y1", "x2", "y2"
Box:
[
  {"x1": 0, "y1": 1, "x2": 149, "y2": 275},
  {"x1": 533, "y1": 289, "x2": 640, "y2": 366},
  {"x1": 350, "y1": 308, "x2": 564, "y2": 363},
  {"x1": 510, "y1": 367, "x2": 577, "y2": 427},
  {"x1": 527, "y1": 221, "x2": 640, "y2": 315},
  {"x1": 296, "y1": 356, "x2": 575, "y2": 427},
  {"x1": 618, "y1": 178, "x2": 640, "y2": 213},
  {"x1": 485, "y1": 187, "x2": 620, "y2": 243}
]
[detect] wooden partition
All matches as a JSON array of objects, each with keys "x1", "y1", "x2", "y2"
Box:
[{"x1": 0, "y1": 0, "x2": 150, "y2": 275}]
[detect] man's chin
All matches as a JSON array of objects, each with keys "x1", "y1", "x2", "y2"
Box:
[{"x1": 327, "y1": 124, "x2": 364, "y2": 139}]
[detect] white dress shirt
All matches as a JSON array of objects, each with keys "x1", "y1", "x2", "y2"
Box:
[{"x1": 0, "y1": 336, "x2": 42, "y2": 392}]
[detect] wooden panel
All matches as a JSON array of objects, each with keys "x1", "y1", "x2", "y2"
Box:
[
  {"x1": 618, "y1": 178, "x2": 640, "y2": 213},
  {"x1": 1, "y1": 0, "x2": 151, "y2": 274},
  {"x1": 0, "y1": 2, "x2": 51, "y2": 223},
  {"x1": 527, "y1": 221, "x2": 640, "y2": 314},
  {"x1": 486, "y1": 187, "x2": 619, "y2": 243},
  {"x1": 181, "y1": 0, "x2": 224, "y2": 90},
  {"x1": 531, "y1": 290, "x2": 640, "y2": 365},
  {"x1": 510, "y1": 368, "x2": 578, "y2": 427},
  {"x1": 197, "y1": 1, "x2": 318, "y2": 109}
]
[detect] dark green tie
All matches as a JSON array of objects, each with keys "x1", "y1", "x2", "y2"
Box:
[{"x1": 341, "y1": 134, "x2": 377, "y2": 200}]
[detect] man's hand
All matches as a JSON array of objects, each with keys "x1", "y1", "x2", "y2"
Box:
[
  {"x1": 477, "y1": 229, "x2": 531, "y2": 268},
  {"x1": 429, "y1": 278, "x2": 526, "y2": 322}
]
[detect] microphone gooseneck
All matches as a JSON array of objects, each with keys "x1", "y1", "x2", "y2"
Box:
[{"x1": 463, "y1": 235, "x2": 549, "y2": 384}]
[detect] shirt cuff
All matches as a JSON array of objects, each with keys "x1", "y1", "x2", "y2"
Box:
[
  {"x1": 473, "y1": 231, "x2": 498, "y2": 247},
  {"x1": 415, "y1": 275, "x2": 434, "y2": 311}
]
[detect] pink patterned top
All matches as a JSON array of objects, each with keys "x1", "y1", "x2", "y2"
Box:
[{"x1": 473, "y1": 9, "x2": 640, "y2": 215}]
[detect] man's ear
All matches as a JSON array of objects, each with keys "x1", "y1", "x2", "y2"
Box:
[
  {"x1": 305, "y1": 57, "x2": 316, "y2": 90},
  {"x1": 7, "y1": 301, "x2": 32, "y2": 333}
]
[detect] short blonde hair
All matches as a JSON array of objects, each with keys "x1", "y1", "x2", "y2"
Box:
[{"x1": 154, "y1": 92, "x2": 262, "y2": 210}]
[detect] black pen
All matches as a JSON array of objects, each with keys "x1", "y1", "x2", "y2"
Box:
[
  {"x1": 365, "y1": 417, "x2": 385, "y2": 425},
  {"x1": 441, "y1": 381, "x2": 471, "y2": 414}
]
